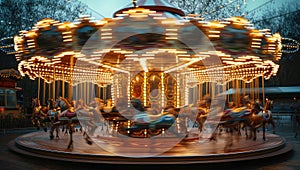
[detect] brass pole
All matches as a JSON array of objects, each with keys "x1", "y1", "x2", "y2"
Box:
[
  {"x1": 57, "y1": 80, "x2": 60, "y2": 98},
  {"x1": 206, "y1": 82, "x2": 209, "y2": 95},
  {"x1": 262, "y1": 77, "x2": 265, "y2": 105},
  {"x1": 43, "y1": 80, "x2": 46, "y2": 105},
  {"x1": 199, "y1": 83, "x2": 202, "y2": 100},
  {"x1": 236, "y1": 80, "x2": 239, "y2": 106},
  {"x1": 83, "y1": 82, "x2": 86, "y2": 105},
  {"x1": 86, "y1": 82, "x2": 88, "y2": 103},
  {"x1": 48, "y1": 82, "x2": 51, "y2": 99},
  {"x1": 251, "y1": 81, "x2": 254, "y2": 102},
  {"x1": 193, "y1": 85, "x2": 196, "y2": 105},
  {"x1": 211, "y1": 82, "x2": 215, "y2": 100},
  {"x1": 76, "y1": 84, "x2": 79, "y2": 101},
  {"x1": 232, "y1": 80, "x2": 236, "y2": 105},
  {"x1": 38, "y1": 71, "x2": 41, "y2": 100},
  {"x1": 242, "y1": 81, "x2": 246, "y2": 97},
  {"x1": 97, "y1": 86, "x2": 100, "y2": 98},
  {"x1": 53, "y1": 68, "x2": 56, "y2": 99},
  {"x1": 104, "y1": 86, "x2": 106, "y2": 101},
  {"x1": 227, "y1": 82, "x2": 229, "y2": 102},
  {"x1": 68, "y1": 55, "x2": 74, "y2": 99},
  {"x1": 62, "y1": 80, "x2": 65, "y2": 98},
  {"x1": 255, "y1": 78, "x2": 259, "y2": 101}
]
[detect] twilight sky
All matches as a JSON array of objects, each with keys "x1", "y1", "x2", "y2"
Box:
[{"x1": 79, "y1": 0, "x2": 297, "y2": 18}]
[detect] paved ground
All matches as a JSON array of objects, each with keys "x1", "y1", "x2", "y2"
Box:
[{"x1": 1, "y1": 124, "x2": 300, "y2": 170}]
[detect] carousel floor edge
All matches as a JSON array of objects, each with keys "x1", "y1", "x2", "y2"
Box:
[{"x1": 7, "y1": 132, "x2": 293, "y2": 165}]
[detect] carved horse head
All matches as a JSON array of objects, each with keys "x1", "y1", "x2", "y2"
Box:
[
  {"x1": 32, "y1": 98, "x2": 41, "y2": 108},
  {"x1": 55, "y1": 97, "x2": 73, "y2": 111},
  {"x1": 47, "y1": 98, "x2": 56, "y2": 109}
]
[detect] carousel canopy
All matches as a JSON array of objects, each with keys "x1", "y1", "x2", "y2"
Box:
[{"x1": 13, "y1": 0, "x2": 282, "y2": 86}]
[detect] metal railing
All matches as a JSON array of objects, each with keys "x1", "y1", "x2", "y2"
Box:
[{"x1": 0, "y1": 114, "x2": 33, "y2": 131}]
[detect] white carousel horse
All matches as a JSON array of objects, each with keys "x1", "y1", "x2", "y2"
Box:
[
  {"x1": 55, "y1": 96, "x2": 73, "y2": 112},
  {"x1": 248, "y1": 100, "x2": 275, "y2": 141},
  {"x1": 49, "y1": 97, "x2": 93, "y2": 149}
]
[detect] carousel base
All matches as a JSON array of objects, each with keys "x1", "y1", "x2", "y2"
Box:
[{"x1": 8, "y1": 129, "x2": 292, "y2": 164}]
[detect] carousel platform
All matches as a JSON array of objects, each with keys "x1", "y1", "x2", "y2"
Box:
[{"x1": 8, "y1": 129, "x2": 292, "y2": 164}]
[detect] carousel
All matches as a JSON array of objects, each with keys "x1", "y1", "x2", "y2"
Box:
[{"x1": 9, "y1": 0, "x2": 293, "y2": 164}]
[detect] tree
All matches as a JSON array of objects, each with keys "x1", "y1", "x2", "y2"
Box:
[
  {"x1": 246, "y1": 2, "x2": 300, "y2": 86},
  {"x1": 0, "y1": 0, "x2": 89, "y2": 112},
  {"x1": 247, "y1": 2, "x2": 300, "y2": 39},
  {"x1": 168, "y1": 0, "x2": 247, "y2": 20},
  {"x1": 0, "y1": 0, "x2": 89, "y2": 38}
]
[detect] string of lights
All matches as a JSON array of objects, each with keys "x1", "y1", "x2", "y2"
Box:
[{"x1": 0, "y1": 37, "x2": 15, "y2": 54}]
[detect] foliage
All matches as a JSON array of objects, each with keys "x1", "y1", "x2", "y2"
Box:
[
  {"x1": 0, "y1": 0, "x2": 89, "y2": 38},
  {"x1": 168, "y1": 0, "x2": 300, "y2": 38},
  {"x1": 247, "y1": 2, "x2": 300, "y2": 39},
  {"x1": 168, "y1": 0, "x2": 247, "y2": 20},
  {"x1": 245, "y1": 2, "x2": 300, "y2": 86}
]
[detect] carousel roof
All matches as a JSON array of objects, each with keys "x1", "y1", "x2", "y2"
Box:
[
  {"x1": 0, "y1": 68, "x2": 22, "y2": 80},
  {"x1": 113, "y1": 0, "x2": 185, "y2": 18},
  {"x1": 13, "y1": 1, "x2": 282, "y2": 86}
]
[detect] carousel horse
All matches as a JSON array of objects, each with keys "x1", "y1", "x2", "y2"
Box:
[
  {"x1": 203, "y1": 95, "x2": 252, "y2": 142},
  {"x1": 123, "y1": 99, "x2": 179, "y2": 137},
  {"x1": 199, "y1": 102, "x2": 251, "y2": 145},
  {"x1": 219, "y1": 95, "x2": 253, "y2": 134},
  {"x1": 74, "y1": 99, "x2": 102, "y2": 138},
  {"x1": 248, "y1": 99, "x2": 275, "y2": 141},
  {"x1": 87, "y1": 97, "x2": 106, "y2": 123},
  {"x1": 97, "y1": 98, "x2": 183, "y2": 137},
  {"x1": 31, "y1": 98, "x2": 49, "y2": 131},
  {"x1": 49, "y1": 98, "x2": 77, "y2": 140},
  {"x1": 47, "y1": 107, "x2": 60, "y2": 138},
  {"x1": 31, "y1": 97, "x2": 40, "y2": 109},
  {"x1": 50, "y1": 97, "x2": 93, "y2": 149},
  {"x1": 100, "y1": 98, "x2": 135, "y2": 129},
  {"x1": 219, "y1": 106, "x2": 251, "y2": 136},
  {"x1": 47, "y1": 98, "x2": 56, "y2": 110},
  {"x1": 195, "y1": 107, "x2": 209, "y2": 132},
  {"x1": 55, "y1": 96, "x2": 74, "y2": 112},
  {"x1": 195, "y1": 96, "x2": 211, "y2": 132},
  {"x1": 99, "y1": 98, "x2": 171, "y2": 137},
  {"x1": 125, "y1": 110, "x2": 177, "y2": 137},
  {"x1": 53, "y1": 97, "x2": 75, "y2": 133}
]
